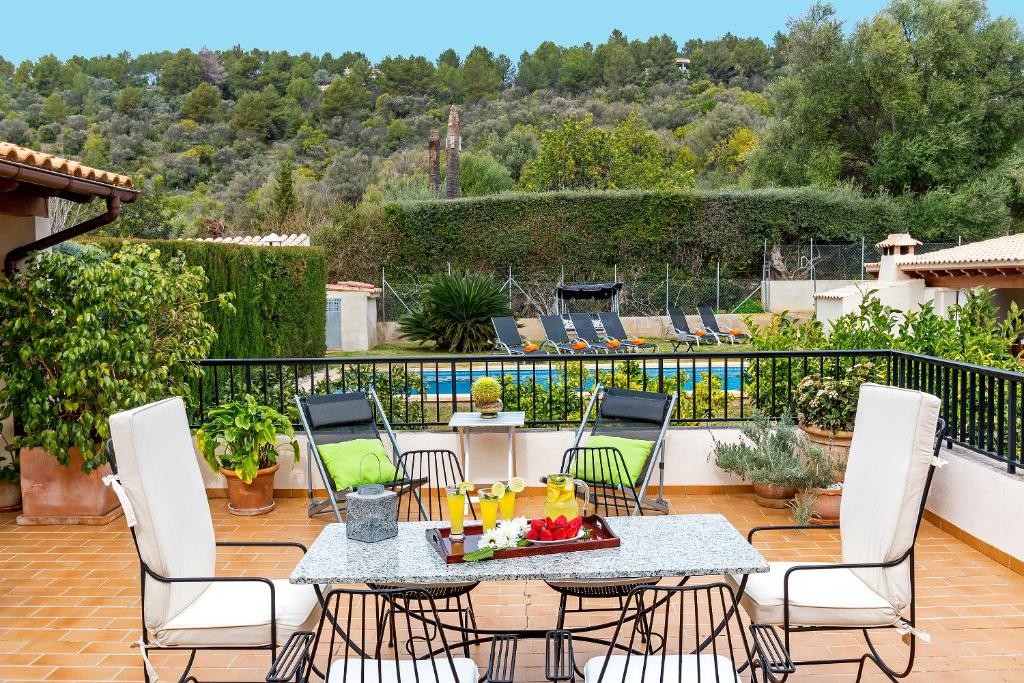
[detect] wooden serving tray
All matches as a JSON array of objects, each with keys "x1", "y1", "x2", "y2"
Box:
[{"x1": 426, "y1": 515, "x2": 620, "y2": 564}]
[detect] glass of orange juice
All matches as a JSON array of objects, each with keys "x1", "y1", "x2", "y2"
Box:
[
  {"x1": 445, "y1": 486, "x2": 466, "y2": 541},
  {"x1": 480, "y1": 490, "x2": 500, "y2": 532}
]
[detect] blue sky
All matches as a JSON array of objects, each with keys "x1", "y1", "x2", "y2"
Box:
[{"x1": 2, "y1": 0, "x2": 1021, "y2": 64}]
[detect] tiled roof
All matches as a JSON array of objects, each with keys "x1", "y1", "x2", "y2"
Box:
[
  {"x1": 0, "y1": 141, "x2": 134, "y2": 189},
  {"x1": 900, "y1": 234, "x2": 1024, "y2": 268},
  {"x1": 184, "y1": 233, "x2": 310, "y2": 247},
  {"x1": 875, "y1": 233, "x2": 921, "y2": 248},
  {"x1": 327, "y1": 281, "x2": 378, "y2": 293},
  {"x1": 815, "y1": 281, "x2": 897, "y2": 300}
]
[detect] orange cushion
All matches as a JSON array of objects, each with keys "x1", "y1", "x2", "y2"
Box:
[
  {"x1": 607, "y1": 340, "x2": 621, "y2": 348},
  {"x1": 695, "y1": 331, "x2": 705, "y2": 337},
  {"x1": 524, "y1": 343, "x2": 539, "y2": 352},
  {"x1": 729, "y1": 329, "x2": 743, "y2": 335},
  {"x1": 633, "y1": 338, "x2": 646, "y2": 345},
  {"x1": 571, "y1": 341, "x2": 588, "y2": 350}
]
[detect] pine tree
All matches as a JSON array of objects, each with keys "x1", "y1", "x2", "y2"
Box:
[{"x1": 271, "y1": 154, "x2": 297, "y2": 225}]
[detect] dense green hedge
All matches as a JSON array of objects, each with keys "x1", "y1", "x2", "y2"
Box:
[
  {"x1": 87, "y1": 238, "x2": 326, "y2": 358},
  {"x1": 318, "y1": 187, "x2": 915, "y2": 281}
]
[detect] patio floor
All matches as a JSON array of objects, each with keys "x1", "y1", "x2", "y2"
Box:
[{"x1": 1, "y1": 492, "x2": 1023, "y2": 682}]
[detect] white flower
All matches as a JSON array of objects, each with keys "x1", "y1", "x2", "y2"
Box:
[
  {"x1": 479, "y1": 528, "x2": 505, "y2": 548},
  {"x1": 500, "y1": 517, "x2": 529, "y2": 541}
]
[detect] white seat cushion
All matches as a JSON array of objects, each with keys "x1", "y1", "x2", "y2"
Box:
[
  {"x1": 329, "y1": 657, "x2": 478, "y2": 683},
  {"x1": 152, "y1": 579, "x2": 320, "y2": 647},
  {"x1": 724, "y1": 562, "x2": 902, "y2": 628},
  {"x1": 584, "y1": 654, "x2": 739, "y2": 682}
]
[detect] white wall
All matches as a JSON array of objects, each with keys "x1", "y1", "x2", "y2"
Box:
[
  {"x1": 766, "y1": 280, "x2": 854, "y2": 313},
  {"x1": 927, "y1": 445, "x2": 1024, "y2": 563}
]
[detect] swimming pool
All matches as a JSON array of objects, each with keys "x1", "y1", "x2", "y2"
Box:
[{"x1": 411, "y1": 366, "x2": 745, "y2": 396}]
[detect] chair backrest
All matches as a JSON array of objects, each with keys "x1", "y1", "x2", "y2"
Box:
[
  {"x1": 590, "y1": 583, "x2": 754, "y2": 682},
  {"x1": 597, "y1": 312, "x2": 629, "y2": 339},
  {"x1": 491, "y1": 316, "x2": 524, "y2": 349},
  {"x1": 298, "y1": 392, "x2": 381, "y2": 446},
  {"x1": 540, "y1": 315, "x2": 571, "y2": 343},
  {"x1": 108, "y1": 397, "x2": 216, "y2": 632},
  {"x1": 697, "y1": 307, "x2": 723, "y2": 333},
  {"x1": 396, "y1": 449, "x2": 477, "y2": 522},
  {"x1": 840, "y1": 383, "x2": 941, "y2": 610},
  {"x1": 309, "y1": 587, "x2": 469, "y2": 682},
  {"x1": 668, "y1": 308, "x2": 692, "y2": 334},
  {"x1": 569, "y1": 313, "x2": 602, "y2": 342},
  {"x1": 593, "y1": 387, "x2": 673, "y2": 440}
]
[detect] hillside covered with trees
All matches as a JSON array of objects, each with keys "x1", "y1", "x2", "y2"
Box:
[{"x1": 0, "y1": 0, "x2": 1021, "y2": 255}]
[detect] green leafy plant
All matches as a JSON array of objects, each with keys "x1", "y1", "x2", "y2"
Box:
[
  {"x1": 0, "y1": 244, "x2": 227, "y2": 472},
  {"x1": 398, "y1": 271, "x2": 511, "y2": 352},
  {"x1": 471, "y1": 377, "x2": 502, "y2": 405},
  {"x1": 196, "y1": 394, "x2": 299, "y2": 484},
  {"x1": 794, "y1": 362, "x2": 878, "y2": 433},
  {"x1": 0, "y1": 450, "x2": 18, "y2": 483},
  {"x1": 713, "y1": 411, "x2": 820, "y2": 488}
]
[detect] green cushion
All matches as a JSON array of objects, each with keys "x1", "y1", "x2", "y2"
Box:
[
  {"x1": 317, "y1": 439, "x2": 399, "y2": 490},
  {"x1": 572, "y1": 435, "x2": 654, "y2": 486}
]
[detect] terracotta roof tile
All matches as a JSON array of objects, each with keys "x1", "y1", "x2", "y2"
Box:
[
  {"x1": 0, "y1": 141, "x2": 134, "y2": 189},
  {"x1": 875, "y1": 233, "x2": 921, "y2": 248},
  {"x1": 900, "y1": 234, "x2": 1024, "y2": 268},
  {"x1": 184, "y1": 233, "x2": 310, "y2": 247}
]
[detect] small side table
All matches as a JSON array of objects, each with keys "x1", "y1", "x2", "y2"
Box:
[{"x1": 447, "y1": 411, "x2": 525, "y2": 487}]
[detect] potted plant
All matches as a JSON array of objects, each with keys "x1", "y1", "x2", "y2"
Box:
[
  {"x1": 713, "y1": 411, "x2": 813, "y2": 508},
  {"x1": 197, "y1": 394, "x2": 299, "y2": 515},
  {"x1": 0, "y1": 244, "x2": 224, "y2": 524},
  {"x1": 791, "y1": 448, "x2": 846, "y2": 525},
  {"x1": 794, "y1": 362, "x2": 876, "y2": 469},
  {"x1": 472, "y1": 377, "x2": 503, "y2": 418},
  {"x1": 0, "y1": 449, "x2": 20, "y2": 513}
]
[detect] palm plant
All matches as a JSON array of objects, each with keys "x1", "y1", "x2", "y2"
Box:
[{"x1": 399, "y1": 271, "x2": 511, "y2": 352}]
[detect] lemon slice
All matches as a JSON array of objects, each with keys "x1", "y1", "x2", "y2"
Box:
[
  {"x1": 457, "y1": 481, "x2": 475, "y2": 494},
  {"x1": 508, "y1": 477, "x2": 525, "y2": 493},
  {"x1": 491, "y1": 481, "x2": 507, "y2": 498}
]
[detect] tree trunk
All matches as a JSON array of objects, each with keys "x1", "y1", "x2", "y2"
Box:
[
  {"x1": 428, "y1": 130, "x2": 440, "y2": 198},
  {"x1": 445, "y1": 106, "x2": 461, "y2": 199}
]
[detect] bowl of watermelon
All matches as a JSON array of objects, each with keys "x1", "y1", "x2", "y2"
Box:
[{"x1": 525, "y1": 516, "x2": 588, "y2": 545}]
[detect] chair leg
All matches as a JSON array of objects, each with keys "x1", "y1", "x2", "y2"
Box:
[
  {"x1": 556, "y1": 593, "x2": 568, "y2": 631},
  {"x1": 456, "y1": 594, "x2": 471, "y2": 658}
]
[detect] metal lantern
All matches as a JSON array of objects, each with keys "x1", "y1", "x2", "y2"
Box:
[{"x1": 346, "y1": 483, "x2": 398, "y2": 542}]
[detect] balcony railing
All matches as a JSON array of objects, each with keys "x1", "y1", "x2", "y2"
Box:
[{"x1": 194, "y1": 349, "x2": 1023, "y2": 474}]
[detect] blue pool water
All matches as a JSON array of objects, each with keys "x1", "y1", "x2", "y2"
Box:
[{"x1": 412, "y1": 366, "x2": 744, "y2": 396}]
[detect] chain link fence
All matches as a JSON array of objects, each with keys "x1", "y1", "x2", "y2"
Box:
[{"x1": 767, "y1": 239, "x2": 961, "y2": 281}]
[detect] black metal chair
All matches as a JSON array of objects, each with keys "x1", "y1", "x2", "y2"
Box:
[
  {"x1": 370, "y1": 449, "x2": 481, "y2": 657},
  {"x1": 698, "y1": 307, "x2": 750, "y2": 344},
  {"x1": 541, "y1": 314, "x2": 595, "y2": 354},
  {"x1": 546, "y1": 386, "x2": 677, "y2": 642},
  {"x1": 597, "y1": 312, "x2": 657, "y2": 353},
  {"x1": 545, "y1": 583, "x2": 793, "y2": 682},
  {"x1": 295, "y1": 388, "x2": 427, "y2": 523},
  {"x1": 726, "y1": 385, "x2": 946, "y2": 682},
  {"x1": 666, "y1": 308, "x2": 700, "y2": 351},
  {"x1": 568, "y1": 313, "x2": 617, "y2": 354},
  {"x1": 491, "y1": 316, "x2": 548, "y2": 355},
  {"x1": 282, "y1": 586, "x2": 518, "y2": 683}
]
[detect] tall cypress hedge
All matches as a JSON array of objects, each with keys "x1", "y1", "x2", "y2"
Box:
[
  {"x1": 87, "y1": 238, "x2": 326, "y2": 358},
  {"x1": 318, "y1": 187, "x2": 909, "y2": 282}
]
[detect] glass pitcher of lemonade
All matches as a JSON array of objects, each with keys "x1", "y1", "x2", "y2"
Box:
[{"x1": 544, "y1": 474, "x2": 589, "y2": 521}]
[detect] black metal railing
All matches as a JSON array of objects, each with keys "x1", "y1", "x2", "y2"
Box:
[{"x1": 192, "y1": 349, "x2": 1023, "y2": 474}]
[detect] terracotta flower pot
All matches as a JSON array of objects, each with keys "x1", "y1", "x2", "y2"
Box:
[
  {"x1": 800, "y1": 423, "x2": 853, "y2": 480},
  {"x1": 752, "y1": 483, "x2": 798, "y2": 509},
  {"x1": 17, "y1": 447, "x2": 121, "y2": 525},
  {"x1": 221, "y1": 464, "x2": 279, "y2": 516},
  {"x1": 798, "y1": 487, "x2": 842, "y2": 524},
  {"x1": 0, "y1": 479, "x2": 22, "y2": 513}
]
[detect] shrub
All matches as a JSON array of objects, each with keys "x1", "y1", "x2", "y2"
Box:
[
  {"x1": 398, "y1": 271, "x2": 511, "y2": 352},
  {"x1": 471, "y1": 377, "x2": 502, "y2": 405},
  {"x1": 87, "y1": 237, "x2": 327, "y2": 358},
  {"x1": 794, "y1": 362, "x2": 877, "y2": 433},
  {"x1": 713, "y1": 411, "x2": 814, "y2": 488},
  {"x1": 316, "y1": 187, "x2": 908, "y2": 282},
  {"x1": 196, "y1": 394, "x2": 299, "y2": 483},
  {"x1": 0, "y1": 244, "x2": 224, "y2": 471}
]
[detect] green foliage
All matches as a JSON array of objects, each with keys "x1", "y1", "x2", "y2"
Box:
[
  {"x1": 471, "y1": 377, "x2": 503, "y2": 405},
  {"x1": 459, "y1": 152, "x2": 513, "y2": 196},
  {"x1": 180, "y1": 82, "x2": 221, "y2": 122},
  {"x1": 270, "y1": 154, "x2": 297, "y2": 224},
  {"x1": 794, "y1": 362, "x2": 878, "y2": 432},
  {"x1": 0, "y1": 244, "x2": 223, "y2": 471},
  {"x1": 398, "y1": 271, "x2": 511, "y2": 353},
  {"x1": 321, "y1": 187, "x2": 904, "y2": 282},
  {"x1": 101, "y1": 176, "x2": 174, "y2": 239},
  {"x1": 160, "y1": 49, "x2": 206, "y2": 96},
  {"x1": 87, "y1": 237, "x2": 327, "y2": 358},
  {"x1": 713, "y1": 411, "x2": 816, "y2": 487},
  {"x1": 196, "y1": 394, "x2": 298, "y2": 484}
]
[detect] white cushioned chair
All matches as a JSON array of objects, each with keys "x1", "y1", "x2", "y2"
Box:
[
  {"x1": 107, "y1": 396, "x2": 321, "y2": 682},
  {"x1": 726, "y1": 383, "x2": 945, "y2": 682}
]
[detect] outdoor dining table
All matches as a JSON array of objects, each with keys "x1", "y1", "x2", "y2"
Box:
[{"x1": 291, "y1": 513, "x2": 769, "y2": 647}]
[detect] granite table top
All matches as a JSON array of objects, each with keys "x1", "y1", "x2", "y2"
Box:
[{"x1": 290, "y1": 514, "x2": 768, "y2": 585}]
